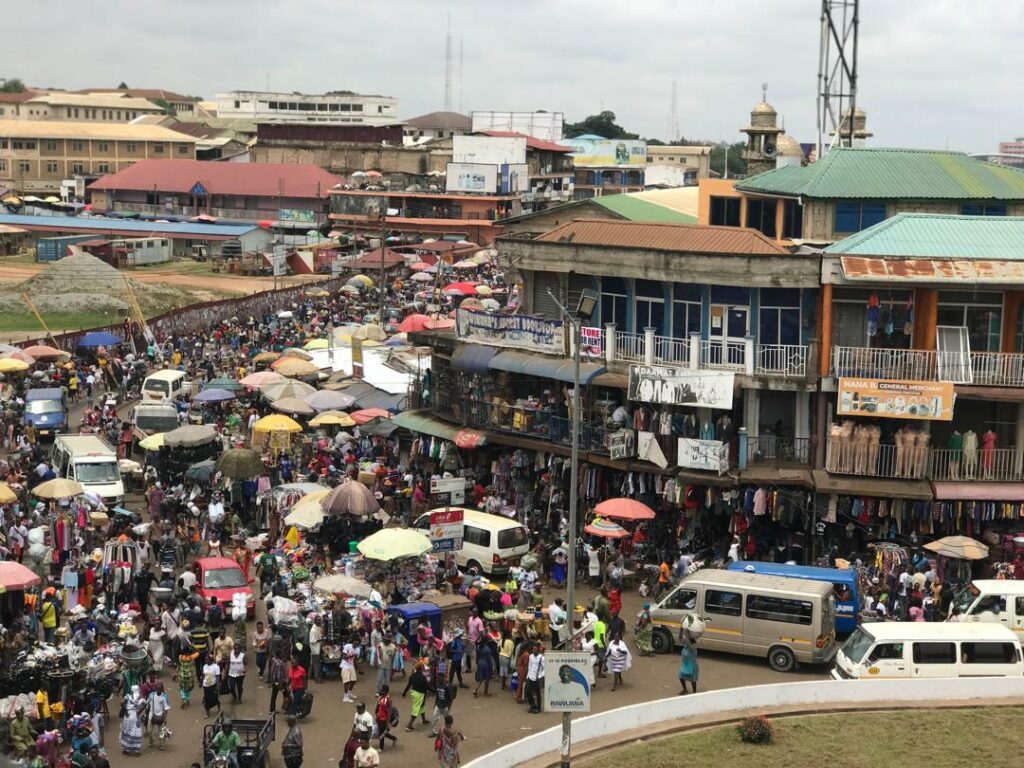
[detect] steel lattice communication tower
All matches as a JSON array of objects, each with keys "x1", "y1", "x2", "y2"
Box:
[{"x1": 816, "y1": 0, "x2": 859, "y2": 158}]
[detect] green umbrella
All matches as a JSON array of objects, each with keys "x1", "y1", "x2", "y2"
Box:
[
  {"x1": 216, "y1": 448, "x2": 264, "y2": 479},
  {"x1": 205, "y1": 377, "x2": 243, "y2": 392}
]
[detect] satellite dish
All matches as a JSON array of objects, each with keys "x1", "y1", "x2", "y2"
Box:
[{"x1": 764, "y1": 143, "x2": 777, "y2": 157}]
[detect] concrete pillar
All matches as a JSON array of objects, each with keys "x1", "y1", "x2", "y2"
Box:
[
  {"x1": 744, "y1": 335, "x2": 755, "y2": 376},
  {"x1": 644, "y1": 326, "x2": 656, "y2": 366},
  {"x1": 605, "y1": 323, "x2": 616, "y2": 365},
  {"x1": 819, "y1": 284, "x2": 833, "y2": 378},
  {"x1": 744, "y1": 389, "x2": 759, "y2": 436},
  {"x1": 689, "y1": 332, "x2": 701, "y2": 370},
  {"x1": 738, "y1": 427, "x2": 749, "y2": 470},
  {"x1": 1016, "y1": 403, "x2": 1024, "y2": 477},
  {"x1": 794, "y1": 390, "x2": 811, "y2": 441}
]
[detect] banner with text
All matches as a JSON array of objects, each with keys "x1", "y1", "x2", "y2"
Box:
[
  {"x1": 455, "y1": 309, "x2": 566, "y2": 355},
  {"x1": 628, "y1": 365, "x2": 734, "y2": 410},
  {"x1": 837, "y1": 377, "x2": 955, "y2": 421},
  {"x1": 579, "y1": 326, "x2": 604, "y2": 358},
  {"x1": 677, "y1": 438, "x2": 729, "y2": 474}
]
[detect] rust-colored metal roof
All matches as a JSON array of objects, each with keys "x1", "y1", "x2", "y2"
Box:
[
  {"x1": 840, "y1": 255, "x2": 1024, "y2": 283},
  {"x1": 533, "y1": 218, "x2": 789, "y2": 255}
]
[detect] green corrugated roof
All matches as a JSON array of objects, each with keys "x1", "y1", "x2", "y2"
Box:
[
  {"x1": 736, "y1": 147, "x2": 1024, "y2": 200},
  {"x1": 592, "y1": 194, "x2": 697, "y2": 224},
  {"x1": 825, "y1": 213, "x2": 1024, "y2": 259}
]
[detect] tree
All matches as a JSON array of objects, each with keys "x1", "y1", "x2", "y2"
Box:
[
  {"x1": 117, "y1": 81, "x2": 129, "y2": 89},
  {"x1": 710, "y1": 141, "x2": 748, "y2": 178},
  {"x1": 152, "y1": 98, "x2": 176, "y2": 116},
  {"x1": 0, "y1": 78, "x2": 26, "y2": 93},
  {"x1": 563, "y1": 111, "x2": 639, "y2": 139}
]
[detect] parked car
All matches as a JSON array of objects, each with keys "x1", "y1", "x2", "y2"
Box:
[{"x1": 195, "y1": 556, "x2": 255, "y2": 618}]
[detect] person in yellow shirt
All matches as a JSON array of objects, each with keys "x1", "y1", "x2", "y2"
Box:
[
  {"x1": 172, "y1": 350, "x2": 182, "y2": 367},
  {"x1": 39, "y1": 591, "x2": 58, "y2": 643}
]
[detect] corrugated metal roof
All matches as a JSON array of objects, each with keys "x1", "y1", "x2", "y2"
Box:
[
  {"x1": 0, "y1": 119, "x2": 195, "y2": 142},
  {"x1": 477, "y1": 131, "x2": 572, "y2": 153},
  {"x1": 533, "y1": 218, "x2": 789, "y2": 255},
  {"x1": 825, "y1": 213, "x2": 1024, "y2": 259},
  {"x1": 839, "y1": 255, "x2": 1024, "y2": 283},
  {"x1": 0, "y1": 213, "x2": 257, "y2": 238},
  {"x1": 625, "y1": 187, "x2": 700, "y2": 218},
  {"x1": 591, "y1": 195, "x2": 696, "y2": 224},
  {"x1": 736, "y1": 147, "x2": 1024, "y2": 200}
]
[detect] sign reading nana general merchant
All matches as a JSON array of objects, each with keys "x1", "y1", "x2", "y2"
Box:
[
  {"x1": 455, "y1": 309, "x2": 566, "y2": 355},
  {"x1": 837, "y1": 377, "x2": 955, "y2": 421},
  {"x1": 628, "y1": 365, "x2": 734, "y2": 410}
]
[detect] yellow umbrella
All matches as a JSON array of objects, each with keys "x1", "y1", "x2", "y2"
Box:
[
  {"x1": 252, "y1": 351, "x2": 281, "y2": 364},
  {"x1": 1, "y1": 195, "x2": 21, "y2": 205},
  {"x1": 44, "y1": 196, "x2": 60, "y2": 204},
  {"x1": 138, "y1": 433, "x2": 165, "y2": 451},
  {"x1": 0, "y1": 483, "x2": 17, "y2": 504},
  {"x1": 253, "y1": 414, "x2": 303, "y2": 433},
  {"x1": 0, "y1": 358, "x2": 29, "y2": 373},
  {"x1": 284, "y1": 502, "x2": 325, "y2": 530},
  {"x1": 475, "y1": 285, "x2": 493, "y2": 295},
  {"x1": 353, "y1": 324, "x2": 388, "y2": 342},
  {"x1": 33, "y1": 478, "x2": 85, "y2": 499},
  {"x1": 357, "y1": 528, "x2": 432, "y2": 561},
  {"x1": 273, "y1": 357, "x2": 319, "y2": 378},
  {"x1": 347, "y1": 274, "x2": 374, "y2": 287},
  {"x1": 303, "y1": 338, "x2": 329, "y2": 351},
  {"x1": 309, "y1": 410, "x2": 357, "y2": 427}
]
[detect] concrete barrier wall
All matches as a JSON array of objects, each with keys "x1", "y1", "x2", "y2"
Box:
[{"x1": 464, "y1": 677, "x2": 1024, "y2": 768}]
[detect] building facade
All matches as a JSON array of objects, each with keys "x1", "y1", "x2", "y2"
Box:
[
  {"x1": 645, "y1": 145, "x2": 712, "y2": 181},
  {"x1": 215, "y1": 90, "x2": 399, "y2": 126}
]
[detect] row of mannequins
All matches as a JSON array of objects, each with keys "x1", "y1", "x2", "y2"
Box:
[
  {"x1": 947, "y1": 428, "x2": 998, "y2": 479},
  {"x1": 826, "y1": 421, "x2": 930, "y2": 477},
  {"x1": 610, "y1": 405, "x2": 736, "y2": 442}
]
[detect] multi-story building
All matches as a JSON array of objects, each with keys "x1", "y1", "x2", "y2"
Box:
[
  {"x1": 0, "y1": 120, "x2": 196, "y2": 194},
  {"x1": 645, "y1": 145, "x2": 712, "y2": 182},
  {"x1": 1, "y1": 92, "x2": 164, "y2": 122},
  {"x1": 77, "y1": 88, "x2": 201, "y2": 115},
  {"x1": 215, "y1": 90, "x2": 399, "y2": 126},
  {"x1": 404, "y1": 111, "x2": 472, "y2": 142},
  {"x1": 565, "y1": 135, "x2": 646, "y2": 199}
]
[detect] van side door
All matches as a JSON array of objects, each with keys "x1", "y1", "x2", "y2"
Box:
[
  {"x1": 863, "y1": 642, "x2": 910, "y2": 678},
  {"x1": 967, "y1": 593, "x2": 1010, "y2": 626},
  {"x1": 910, "y1": 641, "x2": 957, "y2": 678},
  {"x1": 701, "y1": 587, "x2": 744, "y2": 653}
]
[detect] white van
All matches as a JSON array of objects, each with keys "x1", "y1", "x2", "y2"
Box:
[
  {"x1": 141, "y1": 369, "x2": 190, "y2": 402},
  {"x1": 648, "y1": 570, "x2": 836, "y2": 672},
  {"x1": 50, "y1": 434, "x2": 124, "y2": 504},
  {"x1": 833, "y1": 622, "x2": 1023, "y2": 680},
  {"x1": 954, "y1": 580, "x2": 1024, "y2": 632},
  {"x1": 413, "y1": 508, "x2": 529, "y2": 576}
]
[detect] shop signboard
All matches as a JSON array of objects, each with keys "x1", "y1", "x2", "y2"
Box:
[
  {"x1": 544, "y1": 651, "x2": 592, "y2": 712},
  {"x1": 430, "y1": 476, "x2": 466, "y2": 506},
  {"x1": 837, "y1": 377, "x2": 955, "y2": 421},
  {"x1": 499, "y1": 163, "x2": 530, "y2": 194},
  {"x1": 579, "y1": 326, "x2": 603, "y2": 358},
  {"x1": 628, "y1": 365, "x2": 734, "y2": 410},
  {"x1": 677, "y1": 438, "x2": 729, "y2": 474},
  {"x1": 455, "y1": 308, "x2": 566, "y2": 355},
  {"x1": 608, "y1": 429, "x2": 635, "y2": 460},
  {"x1": 565, "y1": 137, "x2": 647, "y2": 167},
  {"x1": 278, "y1": 208, "x2": 316, "y2": 224},
  {"x1": 428, "y1": 506, "x2": 464, "y2": 552},
  {"x1": 446, "y1": 162, "x2": 498, "y2": 193}
]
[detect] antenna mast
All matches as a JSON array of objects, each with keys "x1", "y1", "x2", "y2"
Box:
[
  {"x1": 443, "y1": 14, "x2": 453, "y2": 112},
  {"x1": 816, "y1": 0, "x2": 859, "y2": 158},
  {"x1": 668, "y1": 79, "x2": 679, "y2": 143}
]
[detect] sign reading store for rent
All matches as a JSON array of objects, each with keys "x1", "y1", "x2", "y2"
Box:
[
  {"x1": 628, "y1": 365, "x2": 735, "y2": 410},
  {"x1": 455, "y1": 309, "x2": 566, "y2": 355}
]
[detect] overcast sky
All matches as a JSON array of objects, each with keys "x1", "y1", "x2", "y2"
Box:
[{"x1": 6, "y1": 0, "x2": 1021, "y2": 152}]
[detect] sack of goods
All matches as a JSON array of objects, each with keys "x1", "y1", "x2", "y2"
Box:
[{"x1": 681, "y1": 614, "x2": 706, "y2": 640}]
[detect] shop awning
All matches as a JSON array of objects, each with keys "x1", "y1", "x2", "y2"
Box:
[
  {"x1": 740, "y1": 467, "x2": 815, "y2": 488},
  {"x1": 451, "y1": 343, "x2": 499, "y2": 374},
  {"x1": 592, "y1": 371, "x2": 629, "y2": 389},
  {"x1": 390, "y1": 410, "x2": 487, "y2": 449},
  {"x1": 489, "y1": 351, "x2": 606, "y2": 385},
  {"x1": 840, "y1": 255, "x2": 1024, "y2": 284},
  {"x1": 931, "y1": 482, "x2": 1024, "y2": 502},
  {"x1": 812, "y1": 470, "x2": 933, "y2": 500}
]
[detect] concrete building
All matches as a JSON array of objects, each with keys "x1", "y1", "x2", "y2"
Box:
[
  {"x1": 0, "y1": 92, "x2": 165, "y2": 122},
  {"x1": 0, "y1": 120, "x2": 196, "y2": 194},
  {"x1": 77, "y1": 88, "x2": 201, "y2": 115},
  {"x1": 740, "y1": 94, "x2": 783, "y2": 177},
  {"x1": 645, "y1": 145, "x2": 711, "y2": 182},
  {"x1": 215, "y1": 90, "x2": 399, "y2": 126},
  {"x1": 403, "y1": 111, "x2": 472, "y2": 141}
]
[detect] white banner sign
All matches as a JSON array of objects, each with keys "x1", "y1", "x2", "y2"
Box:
[
  {"x1": 677, "y1": 438, "x2": 729, "y2": 474},
  {"x1": 628, "y1": 365, "x2": 734, "y2": 410},
  {"x1": 544, "y1": 652, "x2": 592, "y2": 712},
  {"x1": 579, "y1": 326, "x2": 603, "y2": 358},
  {"x1": 455, "y1": 309, "x2": 566, "y2": 355}
]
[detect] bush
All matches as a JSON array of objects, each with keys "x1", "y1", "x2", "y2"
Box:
[{"x1": 736, "y1": 715, "x2": 774, "y2": 744}]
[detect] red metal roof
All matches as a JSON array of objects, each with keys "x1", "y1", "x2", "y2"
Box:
[
  {"x1": 839, "y1": 255, "x2": 1024, "y2": 283},
  {"x1": 88, "y1": 159, "x2": 341, "y2": 199},
  {"x1": 478, "y1": 131, "x2": 572, "y2": 153},
  {"x1": 532, "y1": 219, "x2": 790, "y2": 256},
  {"x1": 350, "y1": 248, "x2": 408, "y2": 268}
]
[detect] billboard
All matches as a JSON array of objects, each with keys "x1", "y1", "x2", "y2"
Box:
[
  {"x1": 453, "y1": 135, "x2": 527, "y2": 166},
  {"x1": 330, "y1": 194, "x2": 387, "y2": 218},
  {"x1": 837, "y1": 378, "x2": 955, "y2": 421},
  {"x1": 544, "y1": 652, "x2": 592, "y2": 712},
  {"x1": 567, "y1": 137, "x2": 647, "y2": 167},
  {"x1": 499, "y1": 163, "x2": 529, "y2": 194},
  {"x1": 628, "y1": 365, "x2": 734, "y2": 410},
  {"x1": 677, "y1": 438, "x2": 729, "y2": 474},
  {"x1": 471, "y1": 110, "x2": 564, "y2": 141},
  {"x1": 446, "y1": 163, "x2": 498, "y2": 194},
  {"x1": 428, "y1": 506, "x2": 464, "y2": 552},
  {"x1": 455, "y1": 308, "x2": 566, "y2": 355},
  {"x1": 278, "y1": 208, "x2": 316, "y2": 224}
]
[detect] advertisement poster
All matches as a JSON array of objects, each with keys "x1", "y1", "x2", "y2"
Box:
[
  {"x1": 445, "y1": 162, "x2": 498, "y2": 193},
  {"x1": 837, "y1": 378, "x2": 955, "y2": 421},
  {"x1": 628, "y1": 365, "x2": 734, "y2": 410},
  {"x1": 608, "y1": 430, "x2": 635, "y2": 460},
  {"x1": 455, "y1": 308, "x2": 566, "y2": 355},
  {"x1": 499, "y1": 163, "x2": 529, "y2": 194},
  {"x1": 565, "y1": 137, "x2": 647, "y2": 167},
  {"x1": 428, "y1": 506, "x2": 464, "y2": 552},
  {"x1": 277, "y1": 208, "x2": 316, "y2": 224},
  {"x1": 579, "y1": 326, "x2": 603, "y2": 358},
  {"x1": 677, "y1": 438, "x2": 729, "y2": 474},
  {"x1": 544, "y1": 652, "x2": 592, "y2": 712}
]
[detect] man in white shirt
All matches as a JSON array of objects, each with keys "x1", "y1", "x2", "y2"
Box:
[
  {"x1": 525, "y1": 646, "x2": 545, "y2": 714},
  {"x1": 353, "y1": 734, "x2": 379, "y2": 768},
  {"x1": 180, "y1": 568, "x2": 198, "y2": 591},
  {"x1": 351, "y1": 702, "x2": 374, "y2": 738},
  {"x1": 547, "y1": 599, "x2": 567, "y2": 647},
  {"x1": 341, "y1": 637, "x2": 358, "y2": 702},
  {"x1": 308, "y1": 617, "x2": 323, "y2": 683}
]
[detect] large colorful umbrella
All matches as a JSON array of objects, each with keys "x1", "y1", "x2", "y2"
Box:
[
  {"x1": 594, "y1": 498, "x2": 656, "y2": 521},
  {"x1": 273, "y1": 357, "x2": 319, "y2": 378},
  {"x1": 357, "y1": 528, "x2": 431, "y2": 561},
  {"x1": 347, "y1": 274, "x2": 374, "y2": 288},
  {"x1": 0, "y1": 358, "x2": 28, "y2": 373},
  {"x1": 0, "y1": 561, "x2": 42, "y2": 591},
  {"x1": 164, "y1": 424, "x2": 218, "y2": 448},
  {"x1": 397, "y1": 314, "x2": 432, "y2": 333},
  {"x1": 240, "y1": 371, "x2": 286, "y2": 388},
  {"x1": 138, "y1": 433, "x2": 165, "y2": 451},
  {"x1": 410, "y1": 272, "x2": 433, "y2": 283},
  {"x1": 353, "y1": 325, "x2": 388, "y2": 342},
  {"x1": 216, "y1": 448, "x2": 264, "y2": 479},
  {"x1": 34, "y1": 478, "x2": 85, "y2": 499},
  {"x1": 283, "y1": 488, "x2": 332, "y2": 529},
  {"x1": 409, "y1": 262, "x2": 432, "y2": 271},
  {"x1": 24, "y1": 345, "x2": 68, "y2": 361},
  {"x1": 252, "y1": 351, "x2": 281, "y2": 364},
  {"x1": 281, "y1": 347, "x2": 314, "y2": 360},
  {"x1": 192, "y1": 387, "x2": 236, "y2": 404},
  {"x1": 313, "y1": 573, "x2": 372, "y2": 598},
  {"x1": 584, "y1": 518, "x2": 630, "y2": 539},
  {"x1": 205, "y1": 377, "x2": 243, "y2": 392},
  {"x1": 322, "y1": 479, "x2": 380, "y2": 517},
  {"x1": 77, "y1": 331, "x2": 120, "y2": 347},
  {"x1": 271, "y1": 397, "x2": 316, "y2": 417},
  {"x1": 253, "y1": 414, "x2": 303, "y2": 433},
  {"x1": 0, "y1": 349, "x2": 35, "y2": 364},
  {"x1": 303, "y1": 338, "x2": 329, "y2": 351},
  {"x1": 923, "y1": 535, "x2": 989, "y2": 561},
  {"x1": 305, "y1": 390, "x2": 356, "y2": 412},
  {"x1": 424, "y1": 318, "x2": 455, "y2": 330},
  {"x1": 259, "y1": 379, "x2": 317, "y2": 401},
  {"x1": 309, "y1": 410, "x2": 357, "y2": 428},
  {"x1": 349, "y1": 408, "x2": 391, "y2": 425},
  {"x1": 443, "y1": 281, "x2": 481, "y2": 296},
  {"x1": 0, "y1": 482, "x2": 17, "y2": 504}
]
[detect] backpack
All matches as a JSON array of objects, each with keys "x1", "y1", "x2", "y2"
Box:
[{"x1": 388, "y1": 704, "x2": 400, "y2": 728}]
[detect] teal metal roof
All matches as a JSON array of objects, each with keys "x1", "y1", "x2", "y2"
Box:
[
  {"x1": 591, "y1": 194, "x2": 697, "y2": 224},
  {"x1": 736, "y1": 148, "x2": 1024, "y2": 200},
  {"x1": 825, "y1": 213, "x2": 1024, "y2": 259}
]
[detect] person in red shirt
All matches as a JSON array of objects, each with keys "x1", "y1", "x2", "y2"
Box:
[
  {"x1": 287, "y1": 659, "x2": 307, "y2": 717},
  {"x1": 375, "y1": 684, "x2": 397, "y2": 750}
]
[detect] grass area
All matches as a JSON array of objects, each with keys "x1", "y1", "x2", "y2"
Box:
[
  {"x1": 582, "y1": 708, "x2": 1024, "y2": 768},
  {"x1": 0, "y1": 311, "x2": 120, "y2": 335}
]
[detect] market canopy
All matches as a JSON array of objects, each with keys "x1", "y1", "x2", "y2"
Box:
[
  {"x1": 390, "y1": 410, "x2": 487, "y2": 449},
  {"x1": 185, "y1": 459, "x2": 216, "y2": 483},
  {"x1": 358, "y1": 417, "x2": 399, "y2": 437},
  {"x1": 271, "y1": 396, "x2": 316, "y2": 417},
  {"x1": 0, "y1": 561, "x2": 41, "y2": 591},
  {"x1": 205, "y1": 377, "x2": 243, "y2": 392},
  {"x1": 252, "y1": 351, "x2": 281, "y2": 364},
  {"x1": 241, "y1": 371, "x2": 286, "y2": 388},
  {"x1": 488, "y1": 351, "x2": 606, "y2": 385},
  {"x1": 594, "y1": 498, "x2": 655, "y2": 521},
  {"x1": 305, "y1": 390, "x2": 356, "y2": 412},
  {"x1": 138, "y1": 433, "x2": 165, "y2": 451},
  {"x1": 284, "y1": 499, "x2": 325, "y2": 530},
  {"x1": 253, "y1": 414, "x2": 303, "y2": 433},
  {"x1": 77, "y1": 331, "x2": 121, "y2": 347},
  {"x1": 322, "y1": 479, "x2": 380, "y2": 517},
  {"x1": 312, "y1": 573, "x2": 372, "y2": 599},
  {"x1": 192, "y1": 387, "x2": 236, "y2": 404},
  {"x1": 164, "y1": 424, "x2": 218, "y2": 448},
  {"x1": 216, "y1": 448, "x2": 264, "y2": 479},
  {"x1": 23, "y1": 345, "x2": 69, "y2": 361},
  {"x1": 351, "y1": 408, "x2": 394, "y2": 425},
  {"x1": 272, "y1": 357, "x2": 320, "y2": 378},
  {"x1": 259, "y1": 379, "x2": 317, "y2": 402},
  {"x1": 357, "y1": 528, "x2": 431, "y2": 561},
  {"x1": 923, "y1": 535, "x2": 989, "y2": 561},
  {"x1": 309, "y1": 410, "x2": 357, "y2": 428},
  {"x1": 0, "y1": 358, "x2": 28, "y2": 373},
  {"x1": 34, "y1": 478, "x2": 85, "y2": 499},
  {"x1": 0, "y1": 482, "x2": 17, "y2": 504}
]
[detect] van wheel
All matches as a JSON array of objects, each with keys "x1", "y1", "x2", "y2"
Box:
[
  {"x1": 467, "y1": 560, "x2": 483, "y2": 575},
  {"x1": 768, "y1": 646, "x2": 796, "y2": 673},
  {"x1": 650, "y1": 628, "x2": 673, "y2": 654}
]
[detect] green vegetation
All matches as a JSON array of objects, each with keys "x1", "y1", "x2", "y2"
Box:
[
  {"x1": 564, "y1": 111, "x2": 639, "y2": 139},
  {"x1": 0, "y1": 78, "x2": 26, "y2": 93},
  {"x1": 0, "y1": 311, "x2": 120, "y2": 335},
  {"x1": 582, "y1": 708, "x2": 1024, "y2": 768}
]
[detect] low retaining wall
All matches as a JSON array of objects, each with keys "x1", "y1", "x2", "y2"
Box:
[{"x1": 464, "y1": 677, "x2": 1024, "y2": 768}]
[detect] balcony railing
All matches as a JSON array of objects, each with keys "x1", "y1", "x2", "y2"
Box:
[
  {"x1": 831, "y1": 346, "x2": 938, "y2": 381},
  {"x1": 756, "y1": 344, "x2": 808, "y2": 378},
  {"x1": 970, "y1": 352, "x2": 1024, "y2": 387},
  {"x1": 700, "y1": 339, "x2": 746, "y2": 370},
  {"x1": 653, "y1": 335, "x2": 690, "y2": 366},
  {"x1": 110, "y1": 201, "x2": 323, "y2": 223},
  {"x1": 929, "y1": 447, "x2": 1024, "y2": 482},
  {"x1": 825, "y1": 438, "x2": 926, "y2": 479},
  {"x1": 615, "y1": 332, "x2": 646, "y2": 364},
  {"x1": 747, "y1": 436, "x2": 813, "y2": 466}
]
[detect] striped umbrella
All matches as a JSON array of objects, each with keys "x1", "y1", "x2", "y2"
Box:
[{"x1": 583, "y1": 518, "x2": 630, "y2": 539}]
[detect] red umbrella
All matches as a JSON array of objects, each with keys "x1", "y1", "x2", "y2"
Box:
[
  {"x1": 594, "y1": 498, "x2": 656, "y2": 521},
  {"x1": 397, "y1": 314, "x2": 432, "y2": 333},
  {"x1": 584, "y1": 518, "x2": 630, "y2": 539},
  {"x1": 409, "y1": 262, "x2": 432, "y2": 271},
  {"x1": 442, "y1": 281, "x2": 480, "y2": 296},
  {"x1": 0, "y1": 561, "x2": 42, "y2": 591},
  {"x1": 350, "y1": 408, "x2": 391, "y2": 425}
]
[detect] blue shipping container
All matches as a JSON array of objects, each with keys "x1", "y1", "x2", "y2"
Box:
[{"x1": 36, "y1": 235, "x2": 96, "y2": 262}]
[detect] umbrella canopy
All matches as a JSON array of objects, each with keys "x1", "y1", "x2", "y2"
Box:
[
  {"x1": 397, "y1": 314, "x2": 432, "y2": 333},
  {"x1": 205, "y1": 377, "x2": 243, "y2": 392},
  {"x1": 305, "y1": 390, "x2": 356, "y2": 412},
  {"x1": 459, "y1": 298, "x2": 485, "y2": 311},
  {"x1": 216, "y1": 448, "x2": 264, "y2": 479},
  {"x1": 185, "y1": 459, "x2": 216, "y2": 483},
  {"x1": 309, "y1": 410, "x2": 357, "y2": 427},
  {"x1": 240, "y1": 371, "x2": 286, "y2": 388},
  {"x1": 0, "y1": 482, "x2": 17, "y2": 504},
  {"x1": 923, "y1": 535, "x2": 989, "y2": 561},
  {"x1": 409, "y1": 262, "x2": 432, "y2": 271},
  {"x1": 322, "y1": 479, "x2": 380, "y2": 516},
  {"x1": 271, "y1": 397, "x2": 316, "y2": 417},
  {"x1": 358, "y1": 528, "x2": 431, "y2": 561},
  {"x1": 252, "y1": 351, "x2": 281, "y2": 364},
  {"x1": 313, "y1": 573, "x2": 373, "y2": 598},
  {"x1": 283, "y1": 502, "x2": 324, "y2": 530},
  {"x1": 78, "y1": 331, "x2": 121, "y2": 347},
  {"x1": 253, "y1": 414, "x2": 303, "y2": 433},
  {"x1": 584, "y1": 518, "x2": 630, "y2": 539},
  {"x1": 281, "y1": 347, "x2": 314, "y2": 360},
  {"x1": 353, "y1": 324, "x2": 388, "y2": 341},
  {"x1": 452, "y1": 259, "x2": 478, "y2": 269},
  {"x1": 303, "y1": 338, "x2": 329, "y2": 351},
  {"x1": 443, "y1": 281, "x2": 480, "y2": 296},
  {"x1": 0, "y1": 358, "x2": 28, "y2": 373},
  {"x1": 138, "y1": 433, "x2": 164, "y2": 451},
  {"x1": 349, "y1": 408, "x2": 391, "y2": 425},
  {"x1": 594, "y1": 498, "x2": 656, "y2": 521},
  {"x1": 1, "y1": 349, "x2": 35, "y2": 364},
  {"x1": 424, "y1": 318, "x2": 455, "y2": 330},
  {"x1": 24, "y1": 344, "x2": 68, "y2": 361},
  {"x1": 481, "y1": 298, "x2": 501, "y2": 310},
  {"x1": 34, "y1": 478, "x2": 85, "y2": 499},
  {"x1": 164, "y1": 424, "x2": 218, "y2": 448},
  {"x1": 474, "y1": 285, "x2": 493, "y2": 296},
  {"x1": 339, "y1": 284, "x2": 361, "y2": 294},
  {"x1": 259, "y1": 379, "x2": 317, "y2": 401},
  {"x1": 347, "y1": 274, "x2": 374, "y2": 288},
  {"x1": 410, "y1": 272, "x2": 433, "y2": 283},
  {"x1": 0, "y1": 561, "x2": 41, "y2": 591},
  {"x1": 273, "y1": 357, "x2": 319, "y2": 378},
  {"x1": 192, "y1": 387, "x2": 236, "y2": 404}
]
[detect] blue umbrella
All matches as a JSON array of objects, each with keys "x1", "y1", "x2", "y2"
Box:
[
  {"x1": 192, "y1": 387, "x2": 236, "y2": 403},
  {"x1": 77, "y1": 331, "x2": 121, "y2": 347}
]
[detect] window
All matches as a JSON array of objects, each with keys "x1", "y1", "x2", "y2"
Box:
[
  {"x1": 936, "y1": 291, "x2": 1002, "y2": 352},
  {"x1": 126, "y1": 142, "x2": 137, "y2": 153},
  {"x1": 97, "y1": 163, "x2": 110, "y2": 173},
  {"x1": 634, "y1": 279, "x2": 665, "y2": 334},
  {"x1": 961, "y1": 203, "x2": 1007, "y2": 216},
  {"x1": 378, "y1": 105, "x2": 384, "y2": 113},
  {"x1": 17, "y1": 161, "x2": 30, "y2": 173},
  {"x1": 746, "y1": 198, "x2": 777, "y2": 238},
  {"x1": 968, "y1": 594, "x2": 1007, "y2": 615},
  {"x1": 288, "y1": 102, "x2": 299, "y2": 111},
  {"x1": 745, "y1": 594, "x2": 813, "y2": 625},
  {"x1": 0, "y1": 161, "x2": 6, "y2": 172},
  {"x1": 44, "y1": 140, "x2": 57, "y2": 152},
  {"x1": 152, "y1": 143, "x2": 165, "y2": 154},
  {"x1": 46, "y1": 161, "x2": 58, "y2": 173},
  {"x1": 72, "y1": 163, "x2": 84, "y2": 174},
  {"x1": 600, "y1": 276, "x2": 628, "y2": 330},
  {"x1": 759, "y1": 288, "x2": 801, "y2": 346},
  {"x1": 11, "y1": 140, "x2": 35, "y2": 150},
  {"x1": 178, "y1": 143, "x2": 190, "y2": 155},
  {"x1": 317, "y1": 103, "x2": 327, "y2": 111},
  {"x1": 782, "y1": 199, "x2": 803, "y2": 238},
  {"x1": 672, "y1": 283, "x2": 701, "y2": 340},
  {"x1": 0, "y1": 139, "x2": 6, "y2": 149},
  {"x1": 116, "y1": 111, "x2": 122, "y2": 121},
  {"x1": 298, "y1": 102, "x2": 315, "y2": 111},
  {"x1": 911, "y1": 642, "x2": 956, "y2": 664},
  {"x1": 269, "y1": 101, "x2": 279, "y2": 110},
  {"x1": 339, "y1": 104, "x2": 351, "y2": 111},
  {"x1": 71, "y1": 140, "x2": 84, "y2": 152},
  {"x1": 704, "y1": 589, "x2": 742, "y2": 616},
  {"x1": 73, "y1": 108, "x2": 79, "y2": 118},
  {"x1": 961, "y1": 642, "x2": 1017, "y2": 664},
  {"x1": 709, "y1": 196, "x2": 741, "y2": 227},
  {"x1": 233, "y1": 100, "x2": 240, "y2": 109},
  {"x1": 462, "y1": 525, "x2": 490, "y2": 547},
  {"x1": 497, "y1": 527, "x2": 527, "y2": 549},
  {"x1": 328, "y1": 103, "x2": 339, "y2": 112},
  {"x1": 97, "y1": 142, "x2": 109, "y2": 153},
  {"x1": 663, "y1": 588, "x2": 698, "y2": 611},
  {"x1": 866, "y1": 643, "x2": 904, "y2": 662},
  {"x1": 834, "y1": 201, "x2": 887, "y2": 233}
]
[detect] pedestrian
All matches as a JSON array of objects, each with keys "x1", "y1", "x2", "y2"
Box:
[
  {"x1": 177, "y1": 645, "x2": 199, "y2": 708},
  {"x1": 375, "y1": 684, "x2": 398, "y2": 750},
  {"x1": 401, "y1": 660, "x2": 430, "y2": 731},
  {"x1": 514, "y1": 641, "x2": 531, "y2": 704},
  {"x1": 525, "y1": 645, "x2": 545, "y2": 714},
  {"x1": 252, "y1": 621, "x2": 271, "y2": 680},
  {"x1": 352, "y1": 701, "x2": 375, "y2": 740},
  {"x1": 281, "y1": 715, "x2": 303, "y2": 768},
  {"x1": 287, "y1": 657, "x2": 307, "y2": 717},
  {"x1": 448, "y1": 629, "x2": 466, "y2": 688},
  {"x1": 606, "y1": 632, "x2": 632, "y2": 692},
  {"x1": 498, "y1": 629, "x2": 514, "y2": 690},
  {"x1": 308, "y1": 616, "x2": 323, "y2": 684},
  {"x1": 436, "y1": 714, "x2": 465, "y2": 768},
  {"x1": 375, "y1": 633, "x2": 397, "y2": 693},
  {"x1": 465, "y1": 609, "x2": 483, "y2": 673},
  {"x1": 472, "y1": 636, "x2": 495, "y2": 698},
  {"x1": 677, "y1": 632, "x2": 699, "y2": 695},
  {"x1": 341, "y1": 633, "x2": 359, "y2": 703},
  {"x1": 268, "y1": 652, "x2": 289, "y2": 714},
  {"x1": 118, "y1": 686, "x2": 145, "y2": 755},
  {"x1": 201, "y1": 652, "x2": 222, "y2": 718},
  {"x1": 353, "y1": 733, "x2": 380, "y2": 768},
  {"x1": 146, "y1": 684, "x2": 170, "y2": 750},
  {"x1": 227, "y1": 642, "x2": 247, "y2": 703}
]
